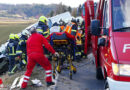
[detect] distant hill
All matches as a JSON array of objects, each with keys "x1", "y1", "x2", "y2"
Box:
[{"x1": 0, "y1": 4, "x2": 58, "y2": 18}]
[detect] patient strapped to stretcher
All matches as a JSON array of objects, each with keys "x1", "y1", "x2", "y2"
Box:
[
  {"x1": 47, "y1": 32, "x2": 76, "y2": 42},
  {"x1": 49, "y1": 32, "x2": 68, "y2": 46}
]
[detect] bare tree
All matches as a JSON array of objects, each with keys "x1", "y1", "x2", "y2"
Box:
[{"x1": 71, "y1": 8, "x2": 77, "y2": 17}]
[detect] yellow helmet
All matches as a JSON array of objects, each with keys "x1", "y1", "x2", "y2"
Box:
[
  {"x1": 9, "y1": 33, "x2": 15, "y2": 39},
  {"x1": 15, "y1": 34, "x2": 19, "y2": 39},
  {"x1": 39, "y1": 16, "x2": 48, "y2": 24}
]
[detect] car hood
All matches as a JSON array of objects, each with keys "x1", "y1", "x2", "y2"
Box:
[{"x1": 113, "y1": 32, "x2": 130, "y2": 64}]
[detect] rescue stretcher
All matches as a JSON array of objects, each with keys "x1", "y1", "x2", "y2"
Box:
[{"x1": 50, "y1": 33, "x2": 77, "y2": 79}]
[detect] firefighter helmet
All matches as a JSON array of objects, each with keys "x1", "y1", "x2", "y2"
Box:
[
  {"x1": 9, "y1": 33, "x2": 15, "y2": 40},
  {"x1": 15, "y1": 34, "x2": 19, "y2": 39},
  {"x1": 22, "y1": 30, "x2": 30, "y2": 36},
  {"x1": 39, "y1": 16, "x2": 48, "y2": 24}
]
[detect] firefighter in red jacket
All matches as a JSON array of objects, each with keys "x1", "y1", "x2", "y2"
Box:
[{"x1": 21, "y1": 27, "x2": 59, "y2": 89}]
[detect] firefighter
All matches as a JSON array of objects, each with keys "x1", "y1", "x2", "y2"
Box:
[
  {"x1": 14, "y1": 34, "x2": 19, "y2": 45},
  {"x1": 6, "y1": 33, "x2": 17, "y2": 75},
  {"x1": 64, "y1": 19, "x2": 78, "y2": 61},
  {"x1": 36, "y1": 15, "x2": 50, "y2": 38},
  {"x1": 80, "y1": 20, "x2": 85, "y2": 31},
  {"x1": 65, "y1": 19, "x2": 78, "y2": 40},
  {"x1": 59, "y1": 19, "x2": 65, "y2": 32},
  {"x1": 80, "y1": 20, "x2": 86, "y2": 58},
  {"x1": 77, "y1": 19, "x2": 85, "y2": 58},
  {"x1": 21, "y1": 27, "x2": 59, "y2": 88},
  {"x1": 76, "y1": 19, "x2": 80, "y2": 29},
  {"x1": 16, "y1": 30, "x2": 30, "y2": 69},
  {"x1": 14, "y1": 34, "x2": 19, "y2": 41},
  {"x1": 36, "y1": 16, "x2": 50, "y2": 58},
  {"x1": 75, "y1": 30, "x2": 82, "y2": 60}
]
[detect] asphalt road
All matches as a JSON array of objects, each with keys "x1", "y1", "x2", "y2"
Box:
[{"x1": 55, "y1": 54, "x2": 104, "y2": 90}]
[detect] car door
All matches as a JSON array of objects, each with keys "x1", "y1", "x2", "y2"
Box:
[{"x1": 99, "y1": 0, "x2": 110, "y2": 77}]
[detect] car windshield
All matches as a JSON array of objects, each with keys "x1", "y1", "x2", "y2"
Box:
[{"x1": 112, "y1": 0, "x2": 130, "y2": 31}]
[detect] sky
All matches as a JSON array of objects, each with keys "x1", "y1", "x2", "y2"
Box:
[{"x1": 0, "y1": 0, "x2": 99, "y2": 7}]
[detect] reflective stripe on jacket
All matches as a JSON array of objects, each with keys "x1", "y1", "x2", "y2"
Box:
[
  {"x1": 7, "y1": 39, "x2": 17, "y2": 56},
  {"x1": 16, "y1": 35, "x2": 27, "y2": 55},
  {"x1": 76, "y1": 30, "x2": 82, "y2": 45},
  {"x1": 60, "y1": 25, "x2": 65, "y2": 31},
  {"x1": 65, "y1": 22, "x2": 77, "y2": 36},
  {"x1": 36, "y1": 21, "x2": 50, "y2": 38}
]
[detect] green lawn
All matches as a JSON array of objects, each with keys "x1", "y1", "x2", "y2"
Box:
[{"x1": 0, "y1": 23, "x2": 32, "y2": 45}]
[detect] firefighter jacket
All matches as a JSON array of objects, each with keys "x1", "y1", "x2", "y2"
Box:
[
  {"x1": 7, "y1": 39, "x2": 17, "y2": 56},
  {"x1": 36, "y1": 21, "x2": 50, "y2": 38},
  {"x1": 16, "y1": 35, "x2": 27, "y2": 56},
  {"x1": 27, "y1": 33, "x2": 55, "y2": 55},
  {"x1": 65, "y1": 22, "x2": 77, "y2": 40},
  {"x1": 14, "y1": 38, "x2": 19, "y2": 47},
  {"x1": 76, "y1": 30, "x2": 82, "y2": 45}
]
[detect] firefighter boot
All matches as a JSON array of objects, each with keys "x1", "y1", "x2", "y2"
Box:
[
  {"x1": 56, "y1": 65, "x2": 61, "y2": 73},
  {"x1": 71, "y1": 65, "x2": 77, "y2": 74},
  {"x1": 47, "y1": 82, "x2": 55, "y2": 87}
]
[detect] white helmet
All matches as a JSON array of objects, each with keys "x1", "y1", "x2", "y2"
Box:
[
  {"x1": 22, "y1": 29, "x2": 30, "y2": 36},
  {"x1": 76, "y1": 17, "x2": 83, "y2": 25}
]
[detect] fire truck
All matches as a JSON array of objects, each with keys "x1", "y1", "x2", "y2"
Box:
[{"x1": 82, "y1": 0, "x2": 130, "y2": 89}]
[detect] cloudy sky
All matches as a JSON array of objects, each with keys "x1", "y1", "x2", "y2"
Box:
[{"x1": 0, "y1": 0, "x2": 99, "y2": 7}]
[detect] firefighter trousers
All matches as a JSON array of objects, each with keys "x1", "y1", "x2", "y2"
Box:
[
  {"x1": 23, "y1": 52, "x2": 52, "y2": 83},
  {"x1": 8, "y1": 56, "x2": 15, "y2": 73}
]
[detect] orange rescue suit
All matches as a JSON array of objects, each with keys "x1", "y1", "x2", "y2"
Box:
[
  {"x1": 76, "y1": 30, "x2": 82, "y2": 45},
  {"x1": 65, "y1": 22, "x2": 77, "y2": 40},
  {"x1": 60, "y1": 25, "x2": 65, "y2": 31}
]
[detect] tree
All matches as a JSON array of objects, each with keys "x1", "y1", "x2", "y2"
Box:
[
  {"x1": 71, "y1": 8, "x2": 77, "y2": 17},
  {"x1": 49, "y1": 10, "x2": 54, "y2": 17},
  {"x1": 55, "y1": 2, "x2": 68, "y2": 15},
  {"x1": 77, "y1": 4, "x2": 82, "y2": 16},
  {"x1": 68, "y1": 6, "x2": 72, "y2": 13}
]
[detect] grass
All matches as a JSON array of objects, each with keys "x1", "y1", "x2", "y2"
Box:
[
  {"x1": 0, "y1": 22, "x2": 36, "y2": 45},
  {"x1": 0, "y1": 19, "x2": 36, "y2": 25}
]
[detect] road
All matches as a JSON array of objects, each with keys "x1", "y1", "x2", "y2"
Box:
[
  {"x1": 55, "y1": 53, "x2": 104, "y2": 90},
  {"x1": 1, "y1": 54, "x2": 104, "y2": 90}
]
